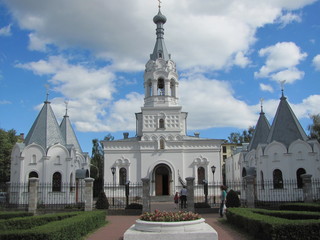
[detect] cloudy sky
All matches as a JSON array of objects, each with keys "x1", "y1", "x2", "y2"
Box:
[{"x1": 0, "y1": 0, "x2": 319, "y2": 154}]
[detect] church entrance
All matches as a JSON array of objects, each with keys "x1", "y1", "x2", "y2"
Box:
[{"x1": 154, "y1": 164, "x2": 171, "y2": 196}]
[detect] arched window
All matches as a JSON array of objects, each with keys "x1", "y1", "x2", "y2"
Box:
[
  {"x1": 29, "y1": 171, "x2": 38, "y2": 179},
  {"x1": 242, "y1": 168, "x2": 247, "y2": 178},
  {"x1": 28, "y1": 171, "x2": 38, "y2": 192},
  {"x1": 273, "y1": 169, "x2": 283, "y2": 189},
  {"x1": 260, "y1": 171, "x2": 264, "y2": 190},
  {"x1": 148, "y1": 81, "x2": 152, "y2": 97},
  {"x1": 197, "y1": 167, "x2": 205, "y2": 184},
  {"x1": 296, "y1": 168, "x2": 306, "y2": 189},
  {"x1": 159, "y1": 119, "x2": 165, "y2": 129},
  {"x1": 52, "y1": 172, "x2": 62, "y2": 192},
  {"x1": 160, "y1": 139, "x2": 165, "y2": 149},
  {"x1": 119, "y1": 168, "x2": 127, "y2": 185},
  {"x1": 158, "y1": 79, "x2": 165, "y2": 95}
]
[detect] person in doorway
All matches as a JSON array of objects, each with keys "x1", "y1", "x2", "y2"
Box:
[
  {"x1": 219, "y1": 185, "x2": 227, "y2": 217},
  {"x1": 180, "y1": 186, "x2": 187, "y2": 209},
  {"x1": 174, "y1": 192, "x2": 179, "y2": 209}
]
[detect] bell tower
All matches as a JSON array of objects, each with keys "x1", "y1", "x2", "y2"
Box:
[{"x1": 136, "y1": 7, "x2": 187, "y2": 139}]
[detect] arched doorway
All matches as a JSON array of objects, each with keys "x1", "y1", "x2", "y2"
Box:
[{"x1": 154, "y1": 164, "x2": 171, "y2": 196}]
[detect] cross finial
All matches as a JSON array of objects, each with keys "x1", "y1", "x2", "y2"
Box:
[
  {"x1": 260, "y1": 98, "x2": 264, "y2": 113},
  {"x1": 44, "y1": 84, "x2": 50, "y2": 102},
  {"x1": 64, "y1": 100, "x2": 69, "y2": 116},
  {"x1": 158, "y1": 0, "x2": 162, "y2": 9},
  {"x1": 280, "y1": 80, "x2": 286, "y2": 97}
]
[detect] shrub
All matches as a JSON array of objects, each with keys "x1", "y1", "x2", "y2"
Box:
[
  {"x1": 226, "y1": 208, "x2": 320, "y2": 240},
  {"x1": 0, "y1": 211, "x2": 107, "y2": 240},
  {"x1": 226, "y1": 189, "x2": 240, "y2": 208},
  {"x1": 140, "y1": 210, "x2": 201, "y2": 222},
  {"x1": 279, "y1": 203, "x2": 320, "y2": 212},
  {"x1": 194, "y1": 202, "x2": 210, "y2": 208},
  {"x1": 95, "y1": 191, "x2": 109, "y2": 209},
  {"x1": 125, "y1": 203, "x2": 142, "y2": 209},
  {"x1": 0, "y1": 212, "x2": 33, "y2": 220}
]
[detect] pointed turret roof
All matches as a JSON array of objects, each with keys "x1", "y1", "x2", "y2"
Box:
[
  {"x1": 267, "y1": 91, "x2": 308, "y2": 147},
  {"x1": 150, "y1": 8, "x2": 170, "y2": 61},
  {"x1": 60, "y1": 108, "x2": 82, "y2": 153},
  {"x1": 24, "y1": 100, "x2": 66, "y2": 150},
  {"x1": 248, "y1": 106, "x2": 270, "y2": 151}
]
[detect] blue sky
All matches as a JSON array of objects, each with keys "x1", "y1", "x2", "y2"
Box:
[{"x1": 0, "y1": 0, "x2": 320, "y2": 154}]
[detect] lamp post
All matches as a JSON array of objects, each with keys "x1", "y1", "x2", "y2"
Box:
[
  {"x1": 211, "y1": 165, "x2": 216, "y2": 204},
  {"x1": 111, "y1": 167, "x2": 116, "y2": 206}
]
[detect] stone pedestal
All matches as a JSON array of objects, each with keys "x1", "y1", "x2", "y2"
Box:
[{"x1": 124, "y1": 218, "x2": 218, "y2": 240}]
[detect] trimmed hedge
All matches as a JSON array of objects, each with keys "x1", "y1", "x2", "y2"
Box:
[
  {"x1": 194, "y1": 202, "x2": 211, "y2": 208},
  {"x1": 125, "y1": 203, "x2": 142, "y2": 209},
  {"x1": 226, "y1": 208, "x2": 320, "y2": 240},
  {"x1": 0, "y1": 211, "x2": 107, "y2": 240},
  {"x1": 0, "y1": 212, "x2": 33, "y2": 220},
  {"x1": 279, "y1": 203, "x2": 320, "y2": 212},
  {"x1": 0, "y1": 212, "x2": 77, "y2": 231}
]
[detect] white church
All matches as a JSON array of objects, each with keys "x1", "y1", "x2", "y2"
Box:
[
  {"x1": 10, "y1": 98, "x2": 90, "y2": 204},
  {"x1": 102, "y1": 9, "x2": 223, "y2": 196},
  {"x1": 225, "y1": 90, "x2": 320, "y2": 200}
]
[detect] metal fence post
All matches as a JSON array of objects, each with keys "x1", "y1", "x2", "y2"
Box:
[
  {"x1": 125, "y1": 181, "x2": 130, "y2": 208},
  {"x1": 28, "y1": 178, "x2": 39, "y2": 214},
  {"x1": 186, "y1": 177, "x2": 195, "y2": 212},
  {"x1": 203, "y1": 180, "x2": 208, "y2": 204},
  {"x1": 301, "y1": 174, "x2": 313, "y2": 203},
  {"x1": 84, "y1": 178, "x2": 94, "y2": 211},
  {"x1": 244, "y1": 175, "x2": 255, "y2": 208},
  {"x1": 141, "y1": 178, "x2": 150, "y2": 213}
]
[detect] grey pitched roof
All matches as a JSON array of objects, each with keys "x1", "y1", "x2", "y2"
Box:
[
  {"x1": 24, "y1": 101, "x2": 66, "y2": 150},
  {"x1": 248, "y1": 110, "x2": 270, "y2": 151},
  {"x1": 150, "y1": 9, "x2": 170, "y2": 61},
  {"x1": 60, "y1": 113, "x2": 82, "y2": 153},
  {"x1": 267, "y1": 93, "x2": 308, "y2": 147}
]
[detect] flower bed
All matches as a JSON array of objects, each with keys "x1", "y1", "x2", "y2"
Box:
[
  {"x1": 124, "y1": 210, "x2": 218, "y2": 240},
  {"x1": 140, "y1": 210, "x2": 201, "y2": 222}
]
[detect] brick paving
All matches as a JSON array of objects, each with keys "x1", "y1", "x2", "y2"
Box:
[{"x1": 86, "y1": 202, "x2": 248, "y2": 240}]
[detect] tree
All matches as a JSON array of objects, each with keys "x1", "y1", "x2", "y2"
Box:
[
  {"x1": 91, "y1": 134, "x2": 114, "y2": 197},
  {"x1": 0, "y1": 129, "x2": 21, "y2": 182},
  {"x1": 308, "y1": 114, "x2": 320, "y2": 142},
  {"x1": 227, "y1": 126, "x2": 255, "y2": 144}
]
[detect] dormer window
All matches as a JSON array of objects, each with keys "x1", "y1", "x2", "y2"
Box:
[{"x1": 159, "y1": 53, "x2": 162, "y2": 58}]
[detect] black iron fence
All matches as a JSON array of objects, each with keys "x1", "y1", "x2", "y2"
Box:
[
  {"x1": 101, "y1": 182, "x2": 143, "y2": 209},
  {"x1": 0, "y1": 182, "x2": 85, "y2": 211},
  {"x1": 192, "y1": 181, "x2": 243, "y2": 207},
  {"x1": 0, "y1": 182, "x2": 28, "y2": 210}
]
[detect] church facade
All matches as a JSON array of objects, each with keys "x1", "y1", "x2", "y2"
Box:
[
  {"x1": 10, "y1": 99, "x2": 90, "y2": 204},
  {"x1": 226, "y1": 91, "x2": 320, "y2": 200},
  {"x1": 102, "y1": 9, "x2": 223, "y2": 196}
]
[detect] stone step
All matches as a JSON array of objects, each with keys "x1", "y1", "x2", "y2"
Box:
[{"x1": 150, "y1": 195, "x2": 173, "y2": 202}]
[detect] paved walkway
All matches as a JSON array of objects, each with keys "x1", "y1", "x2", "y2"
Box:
[{"x1": 87, "y1": 203, "x2": 248, "y2": 240}]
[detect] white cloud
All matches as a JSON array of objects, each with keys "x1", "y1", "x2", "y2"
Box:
[
  {"x1": 291, "y1": 95, "x2": 320, "y2": 119},
  {"x1": 312, "y1": 54, "x2": 320, "y2": 71},
  {"x1": 0, "y1": 24, "x2": 11, "y2": 36},
  {"x1": 260, "y1": 83, "x2": 274, "y2": 92},
  {"x1": 277, "y1": 12, "x2": 302, "y2": 28},
  {"x1": 4, "y1": 0, "x2": 318, "y2": 135},
  {"x1": 179, "y1": 74, "x2": 257, "y2": 129},
  {"x1": 255, "y1": 42, "x2": 307, "y2": 83},
  {"x1": 3, "y1": 0, "x2": 315, "y2": 71},
  {"x1": 233, "y1": 51, "x2": 251, "y2": 68}
]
